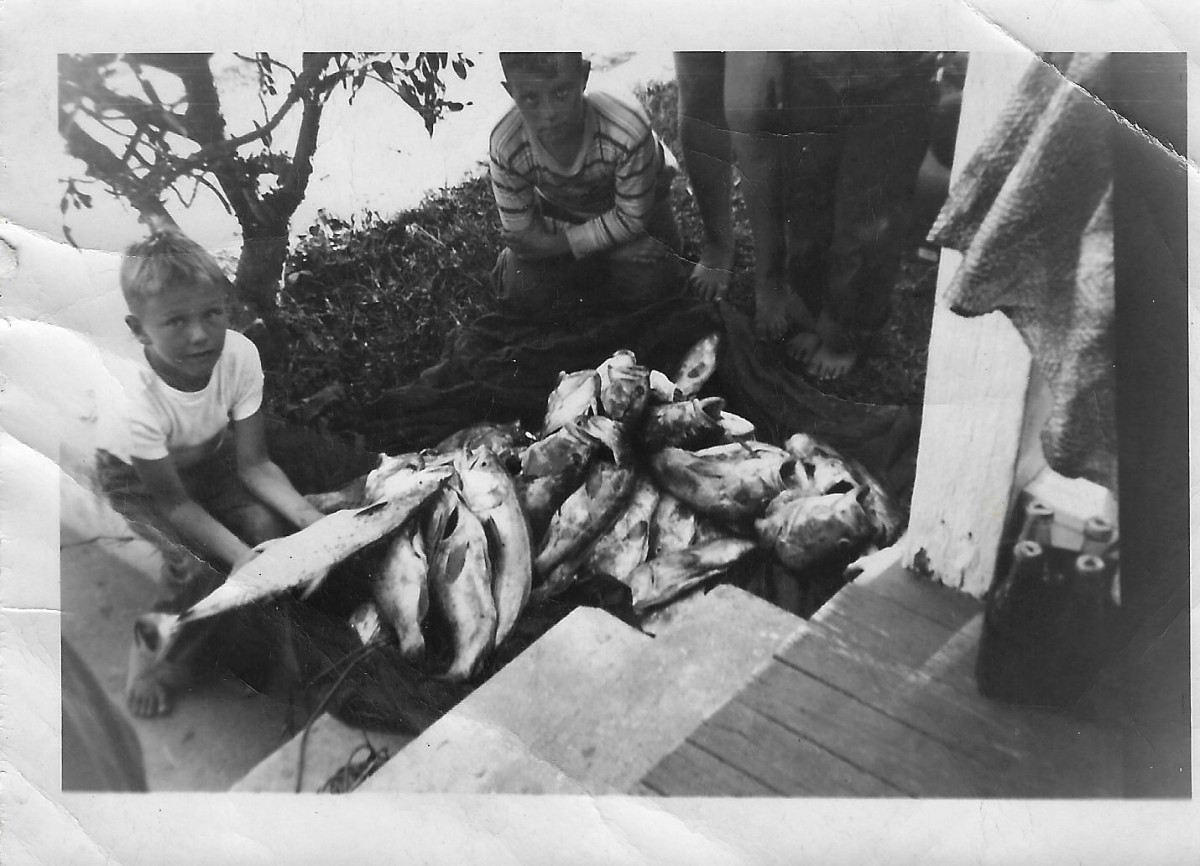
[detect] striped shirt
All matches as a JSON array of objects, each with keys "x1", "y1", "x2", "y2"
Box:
[{"x1": 489, "y1": 90, "x2": 673, "y2": 258}]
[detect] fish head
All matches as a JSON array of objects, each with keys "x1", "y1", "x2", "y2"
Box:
[
  {"x1": 648, "y1": 369, "x2": 684, "y2": 403},
  {"x1": 348, "y1": 601, "x2": 383, "y2": 646},
  {"x1": 674, "y1": 332, "x2": 721, "y2": 397}
]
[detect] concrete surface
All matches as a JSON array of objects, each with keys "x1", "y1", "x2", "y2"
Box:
[
  {"x1": 61, "y1": 534, "x2": 295, "y2": 791},
  {"x1": 359, "y1": 585, "x2": 807, "y2": 794}
]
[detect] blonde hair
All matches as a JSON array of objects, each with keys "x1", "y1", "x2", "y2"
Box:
[{"x1": 120, "y1": 227, "x2": 231, "y2": 311}]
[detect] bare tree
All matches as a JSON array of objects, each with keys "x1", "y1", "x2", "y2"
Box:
[{"x1": 59, "y1": 52, "x2": 473, "y2": 320}]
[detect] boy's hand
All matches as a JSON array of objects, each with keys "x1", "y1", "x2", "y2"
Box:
[
  {"x1": 502, "y1": 223, "x2": 571, "y2": 260},
  {"x1": 230, "y1": 539, "x2": 275, "y2": 575}
]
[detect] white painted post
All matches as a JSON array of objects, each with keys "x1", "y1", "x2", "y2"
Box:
[{"x1": 901, "y1": 53, "x2": 1041, "y2": 597}]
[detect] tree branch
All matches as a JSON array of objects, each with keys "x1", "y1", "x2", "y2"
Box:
[{"x1": 59, "y1": 109, "x2": 175, "y2": 230}]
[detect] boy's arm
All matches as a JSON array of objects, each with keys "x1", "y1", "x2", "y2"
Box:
[
  {"x1": 562, "y1": 130, "x2": 665, "y2": 258},
  {"x1": 489, "y1": 133, "x2": 537, "y2": 235},
  {"x1": 132, "y1": 456, "x2": 256, "y2": 571},
  {"x1": 232, "y1": 410, "x2": 326, "y2": 531}
]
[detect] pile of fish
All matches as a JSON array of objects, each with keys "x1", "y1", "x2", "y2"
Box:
[{"x1": 170, "y1": 333, "x2": 902, "y2": 682}]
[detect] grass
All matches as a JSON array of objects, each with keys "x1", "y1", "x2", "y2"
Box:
[{"x1": 264, "y1": 78, "x2": 935, "y2": 435}]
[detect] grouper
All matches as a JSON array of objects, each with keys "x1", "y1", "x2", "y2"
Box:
[
  {"x1": 454, "y1": 447, "x2": 533, "y2": 648},
  {"x1": 674, "y1": 332, "x2": 721, "y2": 398},
  {"x1": 372, "y1": 518, "x2": 429, "y2": 662},
  {"x1": 179, "y1": 467, "x2": 453, "y2": 624},
  {"x1": 628, "y1": 537, "x2": 758, "y2": 610},
  {"x1": 541, "y1": 368, "x2": 600, "y2": 436},
  {"x1": 424, "y1": 485, "x2": 498, "y2": 682},
  {"x1": 650, "y1": 444, "x2": 798, "y2": 523},
  {"x1": 754, "y1": 488, "x2": 875, "y2": 571},
  {"x1": 533, "y1": 459, "x2": 639, "y2": 582}
]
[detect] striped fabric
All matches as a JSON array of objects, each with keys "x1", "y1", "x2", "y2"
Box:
[{"x1": 489, "y1": 91, "x2": 672, "y2": 258}]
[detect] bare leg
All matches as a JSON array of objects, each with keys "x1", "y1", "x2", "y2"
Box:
[
  {"x1": 725, "y1": 52, "x2": 791, "y2": 340},
  {"x1": 675, "y1": 52, "x2": 735, "y2": 300},
  {"x1": 784, "y1": 293, "x2": 822, "y2": 364}
]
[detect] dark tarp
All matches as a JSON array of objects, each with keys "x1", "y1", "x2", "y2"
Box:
[{"x1": 361, "y1": 296, "x2": 921, "y2": 504}]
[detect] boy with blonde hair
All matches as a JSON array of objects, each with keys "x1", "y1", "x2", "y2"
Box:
[
  {"x1": 489, "y1": 52, "x2": 685, "y2": 320},
  {"x1": 99, "y1": 227, "x2": 373, "y2": 717}
]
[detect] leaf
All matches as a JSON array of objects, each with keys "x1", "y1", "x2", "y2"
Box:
[{"x1": 372, "y1": 61, "x2": 394, "y2": 84}]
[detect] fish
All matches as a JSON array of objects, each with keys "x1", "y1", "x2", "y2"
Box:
[
  {"x1": 521, "y1": 418, "x2": 602, "y2": 479},
  {"x1": 784, "y1": 432, "x2": 904, "y2": 545},
  {"x1": 305, "y1": 471, "x2": 371, "y2": 513},
  {"x1": 640, "y1": 397, "x2": 726, "y2": 452},
  {"x1": 628, "y1": 538, "x2": 758, "y2": 610},
  {"x1": 455, "y1": 447, "x2": 533, "y2": 648},
  {"x1": 348, "y1": 600, "x2": 384, "y2": 647},
  {"x1": 674, "y1": 332, "x2": 721, "y2": 398},
  {"x1": 179, "y1": 467, "x2": 453, "y2": 623},
  {"x1": 648, "y1": 369, "x2": 683, "y2": 404},
  {"x1": 517, "y1": 415, "x2": 630, "y2": 538},
  {"x1": 715, "y1": 411, "x2": 756, "y2": 443},
  {"x1": 534, "y1": 460, "x2": 639, "y2": 579},
  {"x1": 596, "y1": 350, "x2": 650, "y2": 424},
  {"x1": 372, "y1": 518, "x2": 429, "y2": 662},
  {"x1": 436, "y1": 422, "x2": 534, "y2": 471},
  {"x1": 650, "y1": 444, "x2": 797, "y2": 522},
  {"x1": 541, "y1": 368, "x2": 600, "y2": 436},
  {"x1": 424, "y1": 486, "x2": 498, "y2": 681},
  {"x1": 532, "y1": 473, "x2": 655, "y2": 602},
  {"x1": 581, "y1": 475, "x2": 660, "y2": 586},
  {"x1": 648, "y1": 493, "x2": 702, "y2": 558},
  {"x1": 515, "y1": 473, "x2": 582, "y2": 544},
  {"x1": 754, "y1": 488, "x2": 875, "y2": 571},
  {"x1": 363, "y1": 450, "x2": 440, "y2": 503}
]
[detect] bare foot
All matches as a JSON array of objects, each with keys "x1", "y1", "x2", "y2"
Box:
[
  {"x1": 754, "y1": 284, "x2": 790, "y2": 340},
  {"x1": 806, "y1": 311, "x2": 859, "y2": 380},
  {"x1": 126, "y1": 670, "x2": 174, "y2": 718},
  {"x1": 124, "y1": 613, "x2": 188, "y2": 718},
  {"x1": 786, "y1": 331, "x2": 822, "y2": 365},
  {"x1": 687, "y1": 243, "x2": 735, "y2": 301}
]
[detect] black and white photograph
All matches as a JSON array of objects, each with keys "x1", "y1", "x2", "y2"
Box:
[{"x1": 1, "y1": 1, "x2": 1196, "y2": 863}]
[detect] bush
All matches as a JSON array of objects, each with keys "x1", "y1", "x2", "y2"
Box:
[
  {"x1": 264, "y1": 79, "x2": 934, "y2": 436},
  {"x1": 269, "y1": 173, "x2": 500, "y2": 432}
]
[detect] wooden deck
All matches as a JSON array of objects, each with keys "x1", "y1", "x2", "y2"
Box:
[{"x1": 636, "y1": 561, "x2": 1124, "y2": 798}]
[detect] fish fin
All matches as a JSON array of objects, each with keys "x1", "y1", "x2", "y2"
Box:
[
  {"x1": 688, "y1": 461, "x2": 729, "y2": 480},
  {"x1": 480, "y1": 515, "x2": 504, "y2": 572},
  {"x1": 441, "y1": 543, "x2": 468, "y2": 586},
  {"x1": 354, "y1": 499, "x2": 391, "y2": 518}
]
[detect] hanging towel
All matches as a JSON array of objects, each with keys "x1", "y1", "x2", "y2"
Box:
[{"x1": 930, "y1": 53, "x2": 1117, "y2": 492}]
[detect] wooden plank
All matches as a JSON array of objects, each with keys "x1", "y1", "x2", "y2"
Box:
[
  {"x1": 788, "y1": 603, "x2": 1122, "y2": 797},
  {"x1": 741, "y1": 661, "x2": 1008, "y2": 798},
  {"x1": 902, "y1": 53, "x2": 1038, "y2": 597},
  {"x1": 850, "y1": 561, "x2": 982, "y2": 632},
  {"x1": 639, "y1": 740, "x2": 779, "y2": 798},
  {"x1": 814, "y1": 583, "x2": 957, "y2": 669},
  {"x1": 778, "y1": 621, "x2": 1120, "y2": 796},
  {"x1": 687, "y1": 698, "x2": 906, "y2": 797}
]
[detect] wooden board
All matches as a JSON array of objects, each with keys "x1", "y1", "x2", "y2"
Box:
[
  {"x1": 639, "y1": 564, "x2": 1123, "y2": 798},
  {"x1": 901, "y1": 53, "x2": 1039, "y2": 597}
]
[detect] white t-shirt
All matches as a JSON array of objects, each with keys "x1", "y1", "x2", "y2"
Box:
[{"x1": 127, "y1": 329, "x2": 263, "y2": 467}]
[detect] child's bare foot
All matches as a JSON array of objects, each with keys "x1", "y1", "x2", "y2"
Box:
[
  {"x1": 754, "y1": 283, "x2": 790, "y2": 340},
  {"x1": 806, "y1": 311, "x2": 859, "y2": 380},
  {"x1": 127, "y1": 669, "x2": 174, "y2": 718},
  {"x1": 687, "y1": 243, "x2": 735, "y2": 301},
  {"x1": 786, "y1": 331, "x2": 822, "y2": 365},
  {"x1": 124, "y1": 612, "x2": 187, "y2": 718}
]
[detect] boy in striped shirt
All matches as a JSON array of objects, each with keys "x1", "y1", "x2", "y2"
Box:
[{"x1": 489, "y1": 52, "x2": 684, "y2": 321}]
